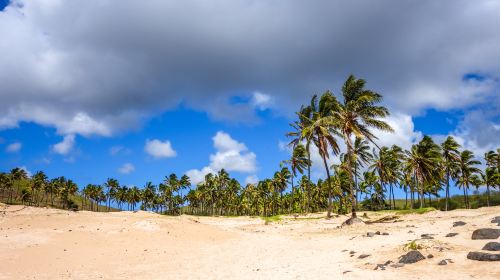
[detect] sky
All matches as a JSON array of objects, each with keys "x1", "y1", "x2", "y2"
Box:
[{"x1": 0, "y1": 0, "x2": 499, "y2": 198}]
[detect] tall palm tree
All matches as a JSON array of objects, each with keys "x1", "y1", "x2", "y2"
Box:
[
  {"x1": 352, "y1": 137, "x2": 373, "y2": 204},
  {"x1": 457, "y1": 150, "x2": 481, "y2": 209},
  {"x1": 484, "y1": 150, "x2": 498, "y2": 207},
  {"x1": 404, "y1": 136, "x2": 442, "y2": 208},
  {"x1": 441, "y1": 136, "x2": 461, "y2": 211},
  {"x1": 301, "y1": 92, "x2": 341, "y2": 218},
  {"x1": 332, "y1": 75, "x2": 393, "y2": 220},
  {"x1": 282, "y1": 144, "x2": 310, "y2": 211},
  {"x1": 104, "y1": 178, "x2": 119, "y2": 211}
]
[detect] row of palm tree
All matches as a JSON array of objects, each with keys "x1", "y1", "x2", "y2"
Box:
[{"x1": 1, "y1": 75, "x2": 498, "y2": 217}]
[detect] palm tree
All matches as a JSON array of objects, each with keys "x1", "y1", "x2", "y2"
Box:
[
  {"x1": 282, "y1": 144, "x2": 310, "y2": 211},
  {"x1": 352, "y1": 137, "x2": 373, "y2": 205},
  {"x1": 104, "y1": 178, "x2": 119, "y2": 211},
  {"x1": 457, "y1": 150, "x2": 481, "y2": 209},
  {"x1": 332, "y1": 75, "x2": 393, "y2": 220},
  {"x1": 484, "y1": 150, "x2": 499, "y2": 207},
  {"x1": 441, "y1": 136, "x2": 461, "y2": 211},
  {"x1": 404, "y1": 136, "x2": 442, "y2": 208},
  {"x1": 301, "y1": 93, "x2": 340, "y2": 218}
]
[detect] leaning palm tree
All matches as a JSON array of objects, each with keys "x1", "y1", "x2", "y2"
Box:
[
  {"x1": 441, "y1": 136, "x2": 461, "y2": 211},
  {"x1": 457, "y1": 150, "x2": 481, "y2": 209},
  {"x1": 331, "y1": 75, "x2": 393, "y2": 221},
  {"x1": 301, "y1": 92, "x2": 341, "y2": 218}
]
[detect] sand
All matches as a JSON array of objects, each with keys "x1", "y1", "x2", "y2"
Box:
[{"x1": 1, "y1": 203, "x2": 499, "y2": 279}]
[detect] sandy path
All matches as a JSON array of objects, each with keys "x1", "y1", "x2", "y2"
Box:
[{"x1": 0, "y1": 204, "x2": 499, "y2": 279}]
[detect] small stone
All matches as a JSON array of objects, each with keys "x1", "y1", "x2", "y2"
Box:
[
  {"x1": 358, "y1": 254, "x2": 370, "y2": 259},
  {"x1": 467, "y1": 251, "x2": 500, "y2": 261},
  {"x1": 349, "y1": 250, "x2": 356, "y2": 254},
  {"x1": 491, "y1": 217, "x2": 500, "y2": 224},
  {"x1": 438, "y1": 260, "x2": 447, "y2": 265},
  {"x1": 390, "y1": 263, "x2": 404, "y2": 268},
  {"x1": 383, "y1": 260, "x2": 392, "y2": 266},
  {"x1": 446, "y1": 233, "x2": 459, "y2": 237},
  {"x1": 375, "y1": 231, "x2": 381, "y2": 235},
  {"x1": 471, "y1": 228, "x2": 500, "y2": 240},
  {"x1": 421, "y1": 234, "x2": 434, "y2": 239},
  {"x1": 427, "y1": 254, "x2": 434, "y2": 259},
  {"x1": 408, "y1": 230, "x2": 414, "y2": 233},
  {"x1": 367, "y1": 232, "x2": 375, "y2": 237},
  {"x1": 382, "y1": 232, "x2": 389, "y2": 235},
  {"x1": 399, "y1": 250, "x2": 425, "y2": 264},
  {"x1": 453, "y1": 221, "x2": 466, "y2": 227},
  {"x1": 482, "y1": 242, "x2": 500, "y2": 251}
]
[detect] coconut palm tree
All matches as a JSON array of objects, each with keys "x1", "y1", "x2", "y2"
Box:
[
  {"x1": 457, "y1": 150, "x2": 481, "y2": 209},
  {"x1": 104, "y1": 178, "x2": 119, "y2": 211},
  {"x1": 404, "y1": 136, "x2": 442, "y2": 208},
  {"x1": 331, "y1": 75, "x2": 393, "y2": 220},
  {"x1": 484, "y1": 150, "x2": 499, "y2": 207},
  {"x1": 282, "y1": 144, "x2": 310, "y2": 211},
  {"x1": 352, "y1": 137, "x2": 373, "y2": 204},
  {"x1": 440, "y1": 136, "x2": 461, "y2": 211},
  {"x1": 301, "y1": 92, "x2": 341, "y2": 218}
]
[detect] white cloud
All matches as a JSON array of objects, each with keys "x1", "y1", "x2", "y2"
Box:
[
  {"x1": 118, "y1": 163, "x2": 135, "y2": 174},
  {"x1": 375, "y1": 112, "x2": 422, "y2": 150},
  {"x1": 144, "y1": 139, "x2": 177, "y2": 159},
  {"x1": 19, "y1": 166, "x2": 32, "y2": 178},
  {"x1": 244, "y1": 175, "x2": 259, "y2": 185},
  {"x1": 5, "y1": 142, "x2": 22, "y2": 153},
  {"x1": 110, "y1": 145, "x2": 131, "y2": 156},
  {"x1": 186, "y1": 131, "x2": 258, "y2": 184},
  {"x1": 52, "y1": 134, "x2": 75, "y2": 155},
  {"x1": 185, "y1": 166, "x2": 215, "y2": 185},
  {"x1": 250, "y1": 92, "x2": 273, "y2": 110}
]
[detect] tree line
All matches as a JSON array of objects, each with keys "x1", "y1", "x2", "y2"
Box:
[{"x1": 1, "y1": 75, "x2": 499, "y2": 217}]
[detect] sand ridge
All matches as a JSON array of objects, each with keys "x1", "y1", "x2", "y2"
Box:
[{"x1": 1, "y1": 204, "x2": 499, "y2": 279}]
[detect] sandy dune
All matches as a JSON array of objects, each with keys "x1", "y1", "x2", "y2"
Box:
[{"x1": 1, "y1": 204, "x2": 499, "y2": 279}]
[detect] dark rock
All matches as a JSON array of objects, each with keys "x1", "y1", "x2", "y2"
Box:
[
  {"x1": 342, "y1": 217, "x2": 365, "y2": 226},
  {"x1": 453, "y1": 221, "x2": 466, "y2": 227},
  {"x1": 438, "y1": 260, "x2": 447, "y2": 265},
  {"x1": 421, "y1": 234, "x2": 434, "y2": 239},
  {"x1": 399, "y1": 250, "x2": 425, "y2": 264},
  {"x1": 427, "y1": 254, "x2": 434, "y2": 259},
  {"x1": 367, "y1": 232, "x2": 376, "y2": 237},
  {"x1": 358, "y1": 254, "x2": 370, "y2": 259},
  {"x1": 446, "y1": 233, "x2": 459, "y2": 237},
  {"x1": 471, "y1": 228, "x2": 500, "y2": 240},
  {"x1": 408, "y1": 230, "x2": 414, "y2": 233},
  {"x1": 491, "y1": 217, "x2": 500, "y2": 224},
  {"x1": 382, "y1": 232, "x2": 389, "y2": 235},
  {"x1": 375, "y1": 231, "x2": 381, "y2": 235},
  {"x1": 384, "y1": 260, "x2": 392, "y2": 265},
  {"x1": 349, "y1": 250, "x2": 356, "y2": 254},
  {"x1": 467, "y1": 251, "x2": 500, "y2": 261},
  {"x1": 482, "y1": 242, "x2": 500, "y2": 251}
]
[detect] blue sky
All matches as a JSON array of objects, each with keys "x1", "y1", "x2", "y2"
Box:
[{"x1": 0, "y1": 1, "x2": 499, "y2": 198}]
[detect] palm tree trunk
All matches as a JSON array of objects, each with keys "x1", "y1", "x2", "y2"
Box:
[
  {"x1": 463, "y1": 187, "x2": 467, "y2": 209},
  {"x1": 445, "y1": 173, "x2": 450, "y2": 211},
  {"x1": 486, "y1": 184, "x2": 490, "y2": 207},
  {"x1": 322, "y1": 155, "x2": 333, "y2": 218}
]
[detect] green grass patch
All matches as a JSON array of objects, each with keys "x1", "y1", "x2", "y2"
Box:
[
  {"x1": 261, "y1": 215, "x2": 282, "y2": 224},
  {"x1": 378, "y1": 207, "x2": 435, "y2": 215}
]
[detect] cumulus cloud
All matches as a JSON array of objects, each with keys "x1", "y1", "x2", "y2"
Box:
[
  {"x1": 0, "y1": 0, "x2": 499, "y2": 147},
  {"x1": 52, "y1": 134, "x2": 75, "y2": 155},
  {"x1": 5, "y1": 142, "x2": 22, "y2": 153},
  {"x1": 186, "y1": 131, "x2": 258, "y2": 184},
  {"x1": 118, "y1": 163, "x2": 135, "y2": 174},
  {"x1": 144, "y1": 139, "x2": 176, "y2": 159}
]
